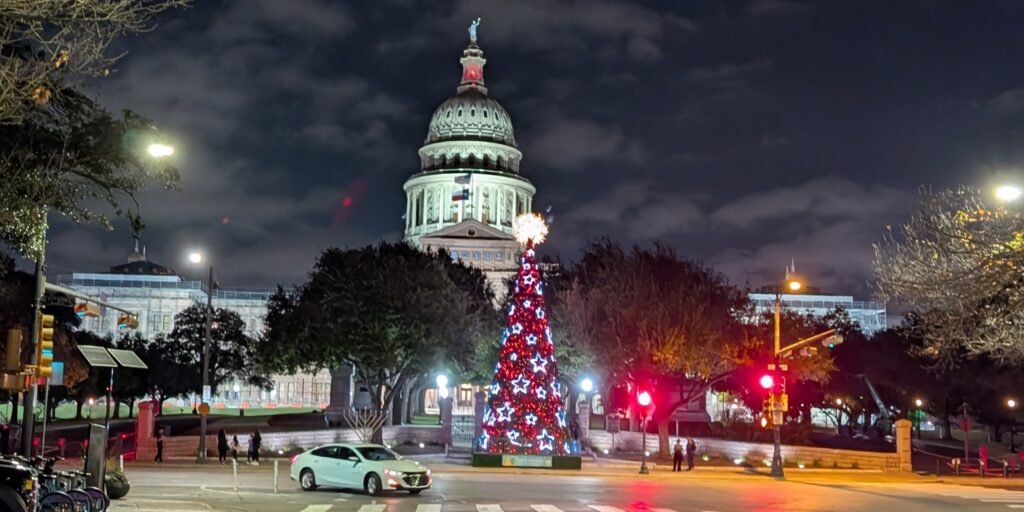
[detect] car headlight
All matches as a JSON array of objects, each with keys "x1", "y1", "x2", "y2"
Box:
[{"x1": 426, "y1": 469, "x2": 431, "y2": 476}]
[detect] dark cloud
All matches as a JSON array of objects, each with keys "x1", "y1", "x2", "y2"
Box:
[{"x1": 24, "y1": 0, "x2": 1024, "y2": 300}]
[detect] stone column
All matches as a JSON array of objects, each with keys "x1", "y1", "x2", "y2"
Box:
[
  {"x1": 473, "y1": 391, "x2": 486, "y2": 445},
  {"x1": 331, "y1": 364, "x2": 360, "y2": 415},
  {"x1": 578, "y1": 396, "x2": 591, "y2": 453},
  {"x1": 440, "y1": 396, "x2": 454, "y2": 446},
  {"x1": 134, "y1": 400, "x2": 156, "y2": 460},
  {"x1": 896, "y1": 418, "x2": 912, "y2": 472}
]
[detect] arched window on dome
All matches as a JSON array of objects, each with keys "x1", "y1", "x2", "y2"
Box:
[
  {"x1": 457, "y1": 108, "x2": 463, "y2": 117},
  {"x1": 481, "y1": 155, "x2": 489, "y2": 169},
  {"x1": 483, "y1": 109, "x2": 489, "y2": 119},
  {"x1": 496, "y1": 156, "x2": 504, "y2": 171},
  {"x1": 446, "y1": 110, "x2": 452, "y2": 119},
  {"x1": 467, "y1": 154, "x2": 476, "y2": 168}
]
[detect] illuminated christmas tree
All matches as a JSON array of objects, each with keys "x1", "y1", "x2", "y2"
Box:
[{"x1": 479, "y1": 213, "x2": 571, "y2": 456}]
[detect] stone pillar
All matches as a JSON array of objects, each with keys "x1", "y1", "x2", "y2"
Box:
[
  {"x1": 327, "y1": 364, "x2": 354, "y2": 411},
  {"x1": 440, "y1": 396, "x2": 454, "y2": 446},
  {"x1": 134, "y1": 400, "x2": 156, "y2": 460},
  {"x1": 473, "y1": 391, "x2": 486, "y2": 445},
  {"x1": 578, "y1": 396, "x2": 591, "y2": 452},
  {"x1": 896, "y1": 418, "x2": 913, "y2": 472}
]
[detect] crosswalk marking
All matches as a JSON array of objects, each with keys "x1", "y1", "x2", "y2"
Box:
[
  {"x1": 477, "y1": 505, "x2": 503, "y2": 512},
  {"x1": 532, "y1": 506, "x2": 564, "y2": 512},
  {"x1": 589, "y1": 506, "x2": 624, "y2": 512},
  {"x1": 356, "y1": 506, "x2": 386, "y2": 512},
  {"x1": 300, "y1": 506, "x2": 333, "y2": 512},
  {"x1": 416, "y1": 506, "x2": 442, "y2": 512}
]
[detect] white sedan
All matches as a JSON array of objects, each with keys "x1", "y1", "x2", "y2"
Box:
[{"x1": 289, "y1": 443, "x2": 431, "y2": 495}]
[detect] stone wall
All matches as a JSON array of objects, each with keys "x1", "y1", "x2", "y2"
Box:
[
  {"x1": 588, "y1": 431, "x2": 900, "y2": 471},
  {"x1": 140, "y1": 426, "x2": 445, "y2": 459}
]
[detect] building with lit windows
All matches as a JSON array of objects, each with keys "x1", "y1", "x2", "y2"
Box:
[
  {"x1": 748, "y1": 292, "x2": 887, "y2": 335},
  {"x1": 57, "y1": 243, "x2": 331, "y2": 409}
]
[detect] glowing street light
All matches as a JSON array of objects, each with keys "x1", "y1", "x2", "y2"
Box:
[
  {"x1": 435, "y1": 374, "x2": 449, "y2": 389},
  {"x1": 1009, "y1": 399, "x2": 1017, "y2": 409},
  {"x1": 915, "y1": 398, "x2": 923, "y2": 408},
  {"x1": 189, "y1": 252, "x2": 203, "y2": 264},
  {"x1": 996, "y1": 185, "x2": 1022, "y2": 202},
  {"x1": 147, "y1": 143, "x2": 175, "y2": 158},
  {"x1": 787, "y1": 279, "x2": 802, "y2": 291},
  {"x1": 580, "y1": 378, "x2": 594, "y2": 393}
]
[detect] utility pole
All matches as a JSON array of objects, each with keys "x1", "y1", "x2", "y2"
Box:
[
  {"x1": 770, "y1": 292, "x2": 784, "y2": 479},
  {"x1": 197, "y1": 264, "x2": 214, "y2": 463},
  {"x1": 21, "y1": 254, "x2": 45, "y2": 457}
]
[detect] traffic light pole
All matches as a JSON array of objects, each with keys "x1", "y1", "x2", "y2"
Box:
[
  {"x1": 639, "y1": 415, "x2": 649, "y2": 474},
  {"x1": 197, "y1": 264, "x2": 213, "y2": 464},
  {"x1": 771, "y1": 293, "x2": 784, "y2": 479},
  {"x1": 21, "y1": 255, "x2": 45, "y2": 457}
]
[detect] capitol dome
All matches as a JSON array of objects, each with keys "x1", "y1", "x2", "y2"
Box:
[
  {"x1": 416, "y1": 41, "x2": 523, "y2": 174},
  {"x1": 426, "y1": 90, "x2": 516, "y2": 146}
]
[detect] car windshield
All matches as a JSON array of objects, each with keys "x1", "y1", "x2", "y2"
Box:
[{"x1": 356, "y1": 446, "x2": 399, "y2": 461}]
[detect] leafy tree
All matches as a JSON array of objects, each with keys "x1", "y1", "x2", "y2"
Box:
[
  {"x1": 0, "y1": 0, "x2": 189, "y2": 124},
  {"x1": 560, "y1": 240, "x2": 755, "y2": 457},
  {"x1": 257, "y1": 243, "x2": 500, "y2": 438},
  {"x1": 874, "y1": 187, "x2": 1024, "y2": 365},
  {"x1": 153, "y1": 304, "x2": 268, "y2": 399},
  {"x1": 0, "y1": 88, "x2": 179, "y2": 258}
]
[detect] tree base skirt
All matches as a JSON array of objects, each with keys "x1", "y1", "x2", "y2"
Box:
[{"x1": 472, "y1": 453, "x2": 581, "y2": 470}]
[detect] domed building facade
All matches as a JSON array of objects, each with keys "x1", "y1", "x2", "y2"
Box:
[{"x1": 404, "y1": 31, "x2": 535, "y2": 297}]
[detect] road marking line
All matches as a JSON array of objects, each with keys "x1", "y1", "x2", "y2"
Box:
[
  {"x1": 532, "y1": 506, "x2": 564, "y2": 512},
  {"x1": 1007, "y1": 506, "x2": 1024, "y2": 509},
  {"x1": 478, "y1": 505, "x2": 504, "y2": 512},
  {"x1": 653, "y1": 509, "x2": 678, "y2": 512},
  {"x1": 417, "y1": 506, "x2": 442, "y2": 512},
  {"x1": 589, "y1": 506, "x2": 625, "y2": 512},
  {"x1": 357, "y1": 505, "x2": 387, "y2": 512},
  {"x1": 301, "y1": 506, "x2": 333, "y2": 512}
]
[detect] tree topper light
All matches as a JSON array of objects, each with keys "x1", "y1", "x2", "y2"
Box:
[{"x1": 515, "y1": 213, "x2": 548, "y2": 245}]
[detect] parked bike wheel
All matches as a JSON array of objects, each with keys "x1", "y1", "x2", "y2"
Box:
[
  {"x1": 67, "y1": 488, "x2": 92, "y2": 512},
  {"x1": 39, "y1": 490, "x2": 77, "y2": 512},
  {"x1": 83, "y1": 487, "x2": 108, "y2": 512}
]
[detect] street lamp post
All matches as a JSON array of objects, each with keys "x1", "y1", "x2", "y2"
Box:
[
  {"x1": 190, "y1": 252, "x2": 214, "y2": 463},
  {"x1": 1009, "y1": 399, "x2": 1018, "y2": 453},
  {"x1": 914, "y1": 398, "x2": 924, "y2": 440}
]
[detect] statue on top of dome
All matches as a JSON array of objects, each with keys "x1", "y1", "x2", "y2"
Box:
[{"x1": 468, "y1": 17, "x2": 481, "y2": 43}]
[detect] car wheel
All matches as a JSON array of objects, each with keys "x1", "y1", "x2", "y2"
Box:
[
  {"x1": 365, "y1": 473, "x2": 382, "y2": 496},
  {"x1": 0, "y1": 487, "x2": 26, "y2": 512},
  {"x1": 409, "y1": 489, "x2": 423, "y2": 495},
  {"x1": 300, "y1": 469, "x2": 318, "y2": 491}
]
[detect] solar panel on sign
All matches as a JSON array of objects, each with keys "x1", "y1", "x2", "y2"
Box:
[
  {"x1": 77, "y1": 346, "x2": 117, "y2": 368},
  {"x1": 107, "y1": 349, "x2": 147, "y2": 369}
]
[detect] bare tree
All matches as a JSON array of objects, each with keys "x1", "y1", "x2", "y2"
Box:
[
  {"x1": 0, "y1": 0, "x2": 189, "y2": 124},
  {"x1": 874, "y1": 186, "x2": 1024, "y2": 364}
]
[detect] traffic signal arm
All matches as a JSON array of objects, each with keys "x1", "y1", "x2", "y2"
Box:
[{"x1": 777, "y1": 329, "x2": 841, "y2": 357}]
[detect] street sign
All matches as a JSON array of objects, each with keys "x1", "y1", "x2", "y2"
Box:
[
  {"x1": 202, "y1": 385, "x2": 211, "y2": 402},
  {"x1": 198, "y1": 403, "x2": 211, "y2": 416}
]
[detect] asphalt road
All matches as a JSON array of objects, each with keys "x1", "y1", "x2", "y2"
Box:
[{"x1": 105, "y1": 463, "x2": 1024, "y2": 512}]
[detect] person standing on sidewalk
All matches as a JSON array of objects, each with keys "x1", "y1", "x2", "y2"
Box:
[
  {"x1": 217, "y1": 429, "x2": 229, "y2": 464},
  {"x1": 252, "y1": 429, "x2": 262, "y2": 465},
  {"x1": 685, "y1": 437, "x2": 697, "y2": 471},
  {"x1": 672, "y1": 439, "x2": 684, "y2": 472},
  {"x1": 230, "y1": 435, "x2": 241, "y2": 463},
  {"x1": 154, "y1": 427, "x2": 165, "y2": 464}
]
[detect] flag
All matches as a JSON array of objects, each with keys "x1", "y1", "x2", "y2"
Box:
[
  {"x1": 452, "y1": 189, "x2": 470, "y2": 201},
  {"x1": 454, "y1": 173, "x2": 472, "y2": 185}
]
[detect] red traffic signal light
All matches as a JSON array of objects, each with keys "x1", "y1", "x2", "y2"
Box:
[
  {"x1": 637, "y1": 390, "x2": 653, "y2": 407},
  {"x1": 759, "y1": 375, "x2": 774, "y2": 390}
]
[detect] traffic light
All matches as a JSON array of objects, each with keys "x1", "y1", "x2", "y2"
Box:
[
  {"x1": 5, "y1": 329, "x2": 20, "y2": 371},
  {"x1": 73, "y1": 302, "x2": 100, "y2": 318},
  {"x1": 759, "y1": 374, "x2": 774, "y2": 390},
  {"x1": 760, "y1": 399, "x2": 773, "y2": 428},
  {"x1": 117, "y1": 314, "x2": 139, "y2": 329},
  {"x1": 635, "y1": 388, "x2": 655, "y2": 420},
  {"x1": 822, "y1": 333, "x2": 844, "y2": 349},
  {"x1": 36, "y1": 313, "x2": 54, "y2": 378}
]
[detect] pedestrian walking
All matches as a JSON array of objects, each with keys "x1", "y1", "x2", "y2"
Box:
[
  {"x1": 154, "y1": 427, "x2": 165, "y2": 464},
  {"x1": 246, "y1": 434, "x2": 254, "y2": 464},
  {"x1": 252, "y1": 429, "x2": 262, "y2": 465},
  {"x1": 217, "y1": 429, "x2": 229, "y2": 464},
  {"x1": 685, "y1": 437, "x2": 697, "y2": 471},
  {"x1": 672, "y1": 439, "x2": 684, "y2": 472},
  {"x1": 230, "y1": 435, "x2": 240, "y2": 463}
]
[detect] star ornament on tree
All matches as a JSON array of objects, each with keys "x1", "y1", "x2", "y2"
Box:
[
  {"x1": 515, "y1": 213, "x2": 548, "y2": 245},
  {"x1": 496, "y1": 402, "x2": 514, "y2": 422},
  {"x1": 536, "y1": 429, "x2": 555, "y2": 452},
  {"x1": 530, "y1": 353, "x2": 548, "y2": 374},
  {"x1": 512, "y1": 374, "x2": 531, "y2": 394},
  {"x1": 525, "y1": 413, "x2": 538, "y2": 426}
]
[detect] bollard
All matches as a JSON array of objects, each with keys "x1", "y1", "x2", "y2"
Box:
[
  {"x1": 1005, "y1": 461, "x2": 1010, "y2": 478},
  {"x1": 232, "y1": 459, "x2": 238, "y2": 491},
  {"x1": 954, "y1": 458, "x2": 961, "y2": 476},
  {"x1": 981, "y1": 464, "x2": 986, "y2": 478},
  {"x1": 119, "y1": 454, "x2": 124, "y2": 473},
  {"x1": 273, "y1": 460, "x2": 279, "y2": 494}
]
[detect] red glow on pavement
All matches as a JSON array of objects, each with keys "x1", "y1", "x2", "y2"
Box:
[{"x1": 342, "y1": 197, "x2": 352, "y2": 207}]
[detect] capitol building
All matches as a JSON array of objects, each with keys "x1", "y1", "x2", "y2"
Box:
[{"x1": 402, "y1": 32, "x2": 535, "y2": 298}]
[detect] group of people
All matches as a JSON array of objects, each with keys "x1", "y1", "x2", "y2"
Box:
[
  {"x1": 153, "y1": 427, "x2": 263, "y2": 464},
  {"x1": 217, "y1": 429, "x2": 262, "y2": 465},
  {"x1": 672, "y1": 437, "x2": 697, "y2": 472}
]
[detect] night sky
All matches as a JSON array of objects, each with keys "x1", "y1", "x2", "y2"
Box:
[{"x1": 36, "y1": 1, "x2": 1024, "y2": 297}]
